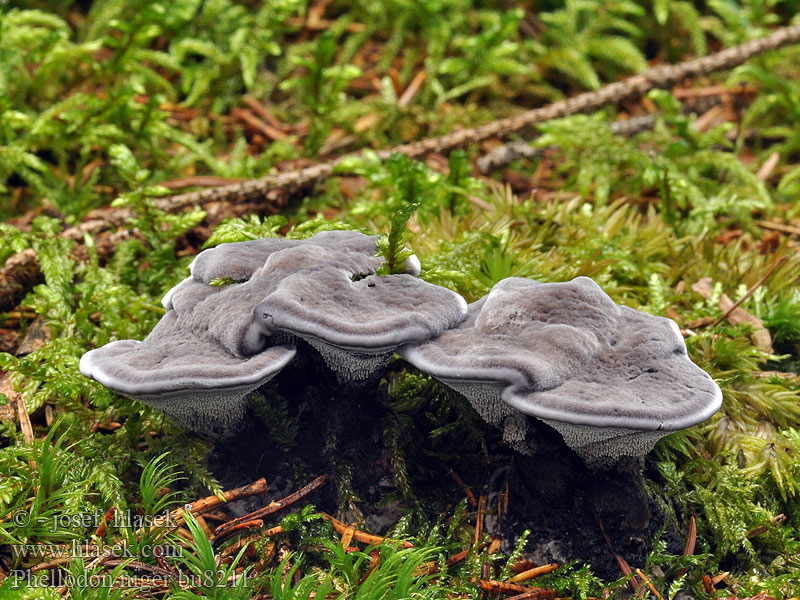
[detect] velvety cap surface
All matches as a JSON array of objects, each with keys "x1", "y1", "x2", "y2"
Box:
[
  {"x1": 189, "y1": 230, "x2": 379, "y2": 284},
  {"x1": 256, "y1": 270, "x2": 468, "y2": 350},
  {"x1": 156, "y1": 242, "x2": 387, "y2": 361},
  {"x1": 167, "y1": 270, "x2": 282, "y2": 358},
  {"x1": 79, "y1": 311, "x2": 296, "y2": 398},
  {"x1": 403, "y1": 276, "x2": 721, "y2": 432}
]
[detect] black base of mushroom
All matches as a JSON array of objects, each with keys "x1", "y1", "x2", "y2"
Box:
[
  {"x1": 206, "y1": 349, "x2": 683, "y2": 580},
  {"x1": 485, "y1": 417, "x2": 683, "y2": 575}
]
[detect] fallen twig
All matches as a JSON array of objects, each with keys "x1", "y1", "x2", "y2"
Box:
[
  {"x1": 746, "y1": 513, "x2": 786, "y2": 539},
  {"x1": 159, "y1": 24, "x2": 800, "y2": 210},
  {"x1": 447, "y1": 467, "x2": 478, "y2": 507},
  {"x1": 159, "y1": 176, "x2": 245, "y2": 190},
  {"x1": 319, "y1": 512, "x2": 413, "y2": 548},
  {"x1": 479, "y1": 579, "x2": 557, "y2": 598},
  {"x1": 211, "y1": 519, "x2": 265, "y2": 547},
  {"x1": 509, "y1": 560, "x2": 539, "y2": 574},
  {"x1": 150, "y1": 477, "x2": 270, "y2": 536},
  {"x1": 752, "y1": 370, "x2": 800, "y2": 383},
  {"x1": 692, "y1": 277, "x2": 774, "y2": 353},
  {"x1": 213, "y1": 475, "x2": 326, "y2": 537},
  {"x1": 615, "y1": 554, "x2": 640, "y2": 592},
  {"x1": 219, "y1": 533, "x2": 261, "y2": 559},
  {"x1": 415, "y1": 539, "x2": 493, "y2": 577},
  {"x1": 510, "y1": 563, "x2": 560, "y2": 583},
  {"x1": 756, "y1": 219, "x2": 800, "y2": 237},
  {"x1": 233, "y1": 107, "x2": 291, "y2": 142},
  {"x1": 103, "y1": 559, "x2": 176, "y2": 580},
  {"x1": 185, "y1": 477, "x2": 270, "y2": 516},
  {"x1": 635, "y1": 569, "x2": 662, "y2": 600},
  {"x1": 756, "y1": 152, "x2": 781, "y2": 181},
  {"x1": 29, "y1": 556, "x2": 73, "y2": 573},
  {"x1": 478, "y1": 101, "x2": 687, "y2": 174},
  {"x1": 598, "y1": 518, "x2": 639, "y2": 591},
  {"x1": 445, "y1": 548, "x2": 471, "y2": 567},
  {"x1": 710, "y1": 256, "x2": 788, "y2": 329},
  {"x1": 359, "y1": 548, "x2": 382, "y2": 584}
]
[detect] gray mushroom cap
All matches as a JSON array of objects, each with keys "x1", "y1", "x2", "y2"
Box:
[
  {"x1": 164, "y1": 273, "x2": 277, "y2": 358},
  {"x1": 255, "y1": 269, "x2": 468, "y2": 379},
  {"x1": 83, "y1": 230, "x2": 431, "y2": 432},
  {"x1": 401, "y1": 276, "x2": 721, "y2": 459},
  {"x1": 161, "y1": 276, "x2": 193, "y2": 311},
  {"x1": 79, "y1": 311, "x2": 296, "y2": 437},
  {"x1": 189, "y1": 230, "x2": 380, "y2": 284},
  {"x1": 160, "y1": 245, "x2": 384, "y2": 358}
]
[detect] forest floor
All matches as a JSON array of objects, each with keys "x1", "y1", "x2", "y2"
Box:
[{"x1": 1, "y1": 2, "x2": 800, "y2": 599}]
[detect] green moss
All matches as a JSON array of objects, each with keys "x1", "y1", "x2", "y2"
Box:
[{"x1": 2, "y1": 0, "x2": 800, "y2": 596}]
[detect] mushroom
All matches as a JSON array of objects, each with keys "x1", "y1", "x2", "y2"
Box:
[
  {"x1": 162, "y1": 271, "x2": 280, "y2": 358},
  {"x1": 255, "y1": 268, "x2": 469, "y2": 380},
  {"x1": 83, "y1": 232, "x2": 422, "y2": 430},
  {"x1": 81, "y1": 251, "x2": 326, "y2": 434},
  {"x1": 164, "y1": 244, "x2": 385, "y2": 357},
  {"x1": 399, "y1": 294, "x2": 527, "y2": 448},
  {"x1": 401, "y1": 277, "x2": 721, "y2": 460},
  {"x1": 189, "y1": 230, "x2": 381, "y2": 285},
  {"x1": 81, "y1": 237, "x2": 423, "y2": 432},
  {"x1": 190, "y1": 229, "x2": 421, "y2": 285},
  {"x1": 80, "y1": 311, "x2": 296, "y2": 438},
  {"x1": 161, "y1": 276, "x2": 193, "y2": 311}
]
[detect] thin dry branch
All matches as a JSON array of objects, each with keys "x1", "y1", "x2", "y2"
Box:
[
  {"x1": 510, "y1": 563, "x2": 560, "y2": 583},
  {"x1": 159, "y1": 24, "x2": 800, "y2": 210},
  {"x1": 446, "y1": 466, "x2": 478, "y2": 507},
  {"x1": 476, "y1": 89, "x2": 754, "y2": 173},
  {"x1": 180, "y1": 477, "x2": 270, "y2": 520},
  {"x1": 319, "y1": 512, "x2": 414, "y2": 548},
  {"x1": 477, "y1": 112, "x2": 660, "y2": 174},
  {"x1": 635, "y1": 569, "x2": 663, "y2": 600},
  {"x1": 710, "y1": 256, "x2": 788, "y2": 329},
  {"x1": 2, "y1": 25, "x2": 798, "y2": 316},
  {"x1": 746, "y1": 513, "x2": 787, "y2": 538},
  {"x1": 478, "y1": 579, "x2": 557, "y2": 598},
  {"x1": 213, "y1": 474, "x2": 327, "y2": 537},
  {"x1": 138, "y1": 477, "x2": 270, "y2": 537}
]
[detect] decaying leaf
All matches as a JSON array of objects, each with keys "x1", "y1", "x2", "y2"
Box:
[{"x1": 691, "y1": 277, "x2": 773, "y2": 353}]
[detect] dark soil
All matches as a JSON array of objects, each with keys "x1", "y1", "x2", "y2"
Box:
[
  {"x1": 485, "y1": 421, "x2": 682, "y2": 575},
  {"x1": 207, "y1": 343, "x2": 683, "y2": 579}
]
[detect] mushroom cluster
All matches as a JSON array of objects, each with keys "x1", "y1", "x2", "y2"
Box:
[
  {"x1": 79, "y1": 231, "x2": 467, "y2": 436},
  {"x1": 80, "y1": 234, "x2": 721, "y2": 459}
]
